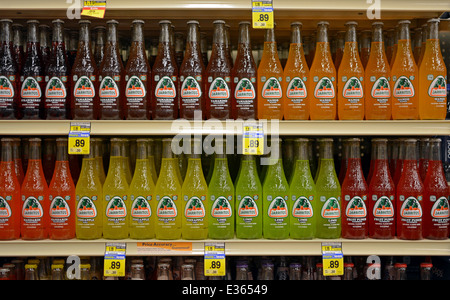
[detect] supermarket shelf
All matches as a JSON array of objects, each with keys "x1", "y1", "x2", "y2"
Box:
[
  {"x1": 0, "y1": 238, "x2": 448, "y2": 257},
  {"x1": 0, "y1": 120, "x2": 448, "y2": 136}
]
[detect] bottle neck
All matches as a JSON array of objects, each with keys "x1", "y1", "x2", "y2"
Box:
[
  {"x1": 372, "y1": 24, "x2": 383, "y2": 43},
  {"x1": 294, "y1": 140, "x2": 309, "y2": 161},
  {"x1": 162, "y1": 140, "x2": 175, "y2": 159},
  {"x1": 345, "y1": 24, "x2": 357, "y2": 43},
  {"x1": 159, "y1": 23, "x2": 171, "y2": 44},
  {"x1": 403, "y1": 140, "x2": 417, "y2": 161},
  {"x1": 398, "y1": 22, "x2": 411, "y2": 41},
  {"x1": 319, "y1": 140, "x2": 333, "y2": 160},
  {"x1": 132, "y1": 22, "x2": 144, "y2": 43},
  {"x1": 28, "y1": 140, "x2": 41, "y2": 161},
  {"x1": 56, "y1": 141, "x2": 68, "y2": 162},
  {"x1": 136, "y1": 140, "x2": 148, "y2": 160},
  {"x1": 27, "y1": 22, "x2": 39, "y2": 43},
  {"x1": 290, "y1": 24, "x2": 302, "y2": 44},
  {"x1": 1, "y1": 21, "x2": 12, "y2": 44},
  {"x1": 427, "y1": 21, "x2": 439, "y2": 40},
  {"x1": 39, "y1": 26, "x2": 50, "y2": 49},
  {"x1": 78, "y1": 23, "x2": 91, "y2": 53},
  {"x1": 429, "y1": 140, "x2": 441, "y2": 161},
  {"x1": 265, "y1": 27, "x2": 276, "y2": 43},
  {"x1": 12, "y1": 26, "x2": 22, "y2": 48},
  {"x1": 238, "y1": 23, "x2": 251, "y2": 45},
  {"x1": 317, "y1": 24, "x2": 329, "y2": 43},
  {"x1": 1, "y1": 140, "x2": 13, "y2": 162}
]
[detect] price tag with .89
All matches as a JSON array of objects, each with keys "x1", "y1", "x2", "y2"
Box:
[
  {"x1": 321, "y1": 242, "x2": 344, "y2": 276},
  {"x1": 204, "y1": 242, "x2": 226, "y2": 277},
  {"x1": 68, "y1": 122, "x2": 91, "y2": 155},
  {"x1": 252, "y1": 0, "x2": 274, "y2": 29},
  {"x1": 104, "y1": 242, "x2": 126, "y2": 277}
]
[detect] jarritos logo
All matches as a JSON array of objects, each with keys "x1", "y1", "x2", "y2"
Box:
[
  {"x1": 185, "y1": 196, "x2": 206, "y2": 218},
  {"x1": 286, "y1": 77, "x2": 307, "y2": 99},
  {"x1": 373, "y1": 196, "x2": 394, "y2": 218},
  {"x1": 431, "y1": 196, "x2": 450, "y2": 219},
  {"x1": 76, "y1": 196, "x2": 98, "y2": 218},
  {"x1": 45, "y1": 77, "x2": 67, "y2": 98},
  {"x1": 0, "y1": 76, "x2": 14, "y2": 98},
  {"x1": 155, "y1": 76, "x2": 176, "y2": 98},
  {"x1": 428, "y1": 75, "x2": 447, "y2": 97},
  {"x1": 0, "y1": 197, "x2": 12, "y2": 218},
  {"x1": 131, "y1": 196, "x2": 151, "y2": 218},
  {"x1": 22, "y1": 196, "x2": 44, "y2": 218},
  {"x1": 157, "y1": 196, "x2": 177, "y2": 218},
  {"x1": 209, "y1": 77, "x2": 230, "y2": 99},
  {"x1": 400, "y1": 196, "x2": 422, "y2": 218},
  {"x1": 292, "y1": 196, "x2": 313, "y2": 218},
  {"x1": 262, "y1": 77, "x2": 282, "y2": 99},
  {"x1": 211, "y1": 196, "x2": 232, "y2": 218},
  {"x1": 73, "y1": 76, "x2": 95, "y2": 98},
  {"x1": 321, "y1": 197, "x2": 340, "y2": 219},
  {"x1": 345, "y1": 196, "x2": 367, "y2": 218},
  {"x1": 21, "y1": 77, "x2": 41, "y2": 98},
  {"x1": 235, "y1": 78, "x2": 255, "y2": 100},
  {"x1": 238, "y1": 196, "x2": 259, "y2": 218},
  {"x1": 267, "y1": 196, "x2": 288, "y2": 218},
  {"x1": 393, "y1": 76, "x2": 415, "y2": 98},
  {"x1": 105, "y1": 196, "x2": 127, "y2": 218},
  {"x1": 314, "y1": 77, "x2": 335, "y2": 98},
  {"x1": 99, "y1": 76, "x2": 119, "y2": 98},
  {"x1": 181, "y1": 76, "x2": 202, "y2": 98},
  {"x1": 125, "y1": 76, "x2": 146, "y2": 98},
  {"x1": 371, "y1": 77, "x2": 391, "y2": 98},
  {"x1": 342, "y1": 77, "x2": 363, "y2": 99},
  {"x1": 50, "y1": 196, "x2": 71, "y2": 218}
]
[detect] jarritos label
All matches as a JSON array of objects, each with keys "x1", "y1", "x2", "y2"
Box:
[
  {"x1": 22, "y1": 196, "x2": 44, "y2": 218},
  {"x1": 125, "y1": 76, "x2": 146, "y2": 98},
  {"x1": 261, "y1": 77, "x2": 282, "y2": 99},
  {"x1": 181, "y1": 76, "x2": 202, "y2": 98},
  {"x1": 157, "y1": 196, "x2": 178, "y2": 218},
  {"x1": 235, "y1": 78, "x2": 255, "y2": 100},
  {"x1": 238, "y1": 195, "x2": 259, "y2": 218},
  {"x1": 211, "y1": 196, "x2": 232, "y2": 218},
  {"x1": 73, "y1": 76, "x2": 95, "y2": 98},
  {"x1": 267, "y1": 196, "x2": 288, "y2": 218},
  {"x1": 45, "y1": 77, "x2": 67, "y2": 99},
  {"x1": 428, "y1": 75, "x2": 447, "y2": 98},
  {"x1": 431, "y1": 196, "x2": 450, "y2": 219},
  {"x1": 314, "y1": 77, "x2": 335, "y2": 98},
  {"x1": 393, "y1": 76, "x2": 415, "y2": 98},
  {"x1": 342, "y1": 77, "x2": 363, "y2": 99},
  {"x1": 131, "y1": 196, "x2": 151, "y2": 218},
  {"x1": 400, "y1": 196, "x2": 422, "y2": 218},
  {"x1": 20, "y1": 76, "x2": 42, "y2": 98},
  {"x1": 0, "y1": 196, "x2": 12, "y2": 218},
  {"x1": 209, "y1": 77, "x2": 230, "y2": 99},
  {"x1": 99, "y1": 76, "x2": 120, "y2": 98},
  {"x1": 155, "y1": 76, "x2": 176, "y2": 98},
  {"x1": 0, "y1": 76, "x2": 15, "y2": 98},
  {"x1": 185, "y1": 196, "x2": 206, "y2": 218},
  {"x1": 372, "y1": 196, "x2": 394, "y2": 218},
  {"x1": 105, "y1": 196, "x2": 127, "y2": 218},
  {"x1": 321, "y1": 197, "x2": 340, "y2": 219},
  {"x1": 345, "y1": 196, "x2": 367, "y2": 218},
  {"x1": 286, "y1": 77, "x2": 307, "y2": 99},
  {"x1": 49, "y1": 196, "x2": 71, "y2": 218},
  {"x1": 292, "y1": 196, "x2": 313, "y2": 218},
  {"x1": 76, "y1": 196, "x2": 98, "y2": 218},
  {"x1": 371, "y1": 77, "x2": 391, "y2": 98}
]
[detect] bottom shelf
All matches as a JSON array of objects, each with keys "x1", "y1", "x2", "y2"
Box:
[{"x1": 0, "y1": 238, "x2": 448, "y2": 257}]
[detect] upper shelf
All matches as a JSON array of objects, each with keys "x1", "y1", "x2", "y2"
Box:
[{"x1": 0, "y1": 120, "x2": 448, "y2": 136}]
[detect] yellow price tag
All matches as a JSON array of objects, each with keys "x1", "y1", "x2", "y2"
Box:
[
  {"x1": 204, "y1": 242, "x2": 226, "y2": 277},
  {"x1": 252, "y1": 0, "x2": 274, "y2": 29},
  {"x1": 81, "y1": 0, "x2": 106, "y2": 18},
  {"x1": 242, "y1": 122, "x2": 264, "y2": 155},
  {"x1": 68, "y1": 122, "x2": 90, "y2": 155},
  {"x1": 321, "y1": 242, "x2": 344, "y2": 276},
  {"x1": 104, "y1": 242, "x2": 126, "y2": 277}
]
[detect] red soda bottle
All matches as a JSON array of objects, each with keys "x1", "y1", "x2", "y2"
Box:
[
  {"x1": 341, "y1": 138, "x2": 369, "y2": 239},
  {"x1": 396, "y1": 138, "x2": 424, "y2": 240},
  {"x1": 368, "y1": 138, "x2": 396, "y2": 239},
  {"x1": 0, "y1": 138, "x2": 21, "y2": 240},
  {"x1": 423, "y1": 138, "x2": 450, "y2": 239}
]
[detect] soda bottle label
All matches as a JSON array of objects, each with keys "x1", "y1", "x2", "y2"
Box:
[
  {"x1": 73, "y1": 75, "x2": 95, "y2": 110},
  {"x1": 0, "y1": 75, "x2": 15, "y2": 109},
  {"x1": 45, "y1": 76, "x2": 67, "y2": 110},
  {"x1": 49, "y1": 195, "x2": 71, "y2": 218},
  {"x1": 314, "y1": 77, "x2": 335, "y2": 99},
  {"x1": 22, "y1": 196, "x2": 44, "y2": 219},
  {"x1": 237, "y1": 195, "x2": 259, "y2": 218},
  {"x1": 267, "y1": 196, "x2": 288, "y2": 218},
  {"x1": 393, "y1": 76, "x2": 415, "y2": 98},
  {"x1": 20, "y1": 76, "x2": 42, "y2": 109},
  {"x1": 342, "y1": 77, "x2": 364, "y2": 99},
  {"x1": 320, "y1": 197, "x2": 340, "y2": 219},
  {"x1": 291, "y1": 195, "x2": 314, "y2": 218},
  {"x1": 208, "y1": 76, "x2": 230, "y2": 108},
  {"x1": 130, "y1": 195, "x2": 152, "y2": 219},
  {"x1": 399, "y1": 196, "x2": 422, "y2": 219},
  {"x1": 99, "y1": 76, "x2": 120, "y2": 110},
  {"x1": 261, "y1": 77, "x2": 282, "y2": 99},
  {"x1": 125, "y1": 75, "x2": 147, "y2": 110},
  {"x1": 184, "y1": 196, "x2": 206, "y2": 218},
  {"x1": 211, "y1": 195, "x2": 233, "y2": 218},
  {"x1": 76, "y1": 196, "x2": 98, "y2": 218},
  {"x1": 235, "y1": 77, "x2": 256, "y2": 100},
  {"x1": 180, "y1": 76, "x2": 202, "y2": 109},
  {"x1": 156, "y1": 195, "x2": 178, "y2": 218},
  {"x1": 0, "y1": 196, "x2": 12, "y2": 219},
  {"x1": 286, "y1": 77, "x2": 307, "y2": 99},
  {"x1": 344, "y1": 195, "x2": 367, "y2": 218},
  {"x1": 430, "y1": 196, "x2": 450, "y2": 219},
  {"x1": 370, "y1": 76, "x2": 391, "y2": 99},
  {"x1": 154, "y1": 75, "x2": 177, "y2": 111},
  {"x1": 427, "y1": 75, "x2": 447, "y2": 98},
  {"x1": 372, "y1": 195, "x2": 395, "y2": 219},
  {"x1": 105, "y1": 195, "x2": 127, "y2": 218}
]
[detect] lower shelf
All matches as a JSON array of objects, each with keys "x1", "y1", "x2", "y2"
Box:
[{"x1": 0, "y1": 238, "x2": 448, "y2": 257}]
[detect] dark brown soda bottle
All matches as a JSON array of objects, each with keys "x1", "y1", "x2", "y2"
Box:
[
  {"x1": 71, "y1": 20, "x2": 98, "y2": 120},
  {"x1": 205, "y1": 20, "x2": 232, "y2": 120},
  {"x1": 20, "y1": 20, "x2": 45, "y2": 120},
  {"x1": 179, "y1": 20, "x2": 205, "y2": 120},
  {"x1": 11, "y1": 23, "x2": 24, "y2": 75},
  {"x1": 45, "y1": 19, "x2": 70, "y2": 120},
  {"x1": 0, "y1": 19, "x2": 19, "y2": 119},
  {"x1": 125, "y1": 19, "x2": 150, "y2": 120},
  {"x1": 152, "y1": 20, "x2": 179, "y2": 120},
  {"x1": 231, "y1": 21, "x2": 257, "y2": 120}
]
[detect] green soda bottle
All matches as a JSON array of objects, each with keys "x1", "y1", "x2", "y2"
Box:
[
  {"x1": 315, "y1": 138, "x2": 341, "y2": 239},
  {"x1": 262, "y1": 138, "x2": 290, "y2": 240},
  {"x1": 208, "y1": 138, "x2": 235, "y2": 239},
  {"x1": 289, "y1": 138, "x2": 317, "y2": 239},
  {"x1": 128, "y1": 138, "x2": 155, "y2": 239},
  {"x1": 235, "y1": 154, "x2": 263, "y2": 239}
]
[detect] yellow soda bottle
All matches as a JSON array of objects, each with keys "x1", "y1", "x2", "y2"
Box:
[
  {"x1": 103, "y1": 138, "x2": 129, "y2": 239},
  {"x1": 75, "y1": 138, "x2": 103, "y2": 239},
  {"x1": 154, "y1": 138, "x2": 182, "y2": 239},
  {"x1": 181, "y1": 138, "x2": 208, "y2": 239},
  {"x1": 129, "y1": 138, "x2": 156, "y2": 239}
]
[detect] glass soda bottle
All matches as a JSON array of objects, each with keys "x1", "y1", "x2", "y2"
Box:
[
  {"x1": 21, "y1": 138, "x2": 48, "y2": 240},
  {"x1": 341, "y1": 138, "x2": 368, "y2": 239},
  {"x1": 262, "y1": 138, "x2": 289, "y2": 239},
  {"x1": 282, "y1": 22, "x2": 310, "y2": 120},
  {"x1": 208, "y1": 138, "x2": 235, "y2": 239},
  {"x1": 315, "y1": 138, "x2": 341, "y2": 239},
  {"x1": 337, "y1": 21, "x2": 365, "y2": 120},
  {"x1": 154, "y1": 138, "x2": 182, "y2": 239},
  {"x1": 129, "y1": 138, "x2": 155, "y2": 239},
  {"x1": 309, "y1": 21, "x2": 337, "y2": 120},
  {"x1": 0, "y1": 19, "x2": 19, "y2": 119},
  {"x1": 20, "y1": 20, "x2": 44, "y2": 120},
  {"x1": 396, "y1": 138, "x2": 424, "y2": 240},
  {"x1": 206, "y1": 20, "x2": 232, "y2": 120},
  {"x1": 103, "y1": 138, "x2": 129, "y2": 239},
  {"x1": 0, "y1": 138, "x2": 21, "y2": 240},
  {"x1": 71, "y1": 20, "x2": 98, "y2": 120},
  {"x1": 231, "y1": 21, "x2": 257, "y2": 120},
  {"x1": 368, "y1": 138, "x2": 395, "y2": 239},
  {"x1": 419, "y1": 18, "x2": 447, "y2": 120},
  {"x1": 365, "y1": 22, "x2": 392, "y2": 120},
  {"x1": 99, "y1": 20, "x2": 124, "y2": 120},
  {"x1": 48, "y1": 138, "x2": 76, "y2": 240},
  {"x1": 235, "y1": 154, "x2": 262, "y2": 239},
  {"x1": 152, "y1": 20, "x2": 179, "y2": 120},
  {"x1": 75, "y1": 138, "x2": 103, "y2": 240},
  {"x1": 45, "y1": 19, "x2": 70, "y2": 120},
  {"x1": 289, "y1": 138, "x2": 317, "y2": 239},
  {"x1": 181, "y1": 138, "x2": 208, "y2": 239},
  {"x1": 179, "y1": 20, "x2": 205, "y2": 120},
  {"x1": 391, "y1": 20, "x2": 419, "y2": 120},
  {"x1": 125, "y1": 20, "x2": 151, "y2": 120},
  {"x1": 423, "y1": 138, "x2": 450, "y2": 239},
  {"x1": 257, "y1": 25, "x2": 283, "y2": 120}
]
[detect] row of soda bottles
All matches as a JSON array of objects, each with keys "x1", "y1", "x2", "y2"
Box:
[
  {"x1": 0, "y1": 17, "x2": 447, "y2": 121},
  {"x1": 0, "y1": 134, "x2": 447, "y2": 241},
  {"x1": 0, "y1": 255, "x2": 440, "y2": 280}
]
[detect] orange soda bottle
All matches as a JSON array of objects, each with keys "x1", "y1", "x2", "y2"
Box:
[
  {"x1": 338, "y1": 21, "x2": 364, "y2": 120},
  {"x1": 257, "y1": 24, "x2": 283, "y2": 120},
  {"x1": 364, "y1": 22, "x2": 392, "y2": 120},
  {"x1": 48, "y1": 138, "x2": 76, "y2": 239},
  {"x1": 419, "y1": 18, "x2": 447, "y2": 120},
  {"x1": 282, "y1": 22, "x2": 310, "y2": 120},
  {"x1": 309, "y1": 21, "x2": 337, "y2": 120},
  {"x1": 391, "y1": 20, "x2": 419, "y2": 120}
]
